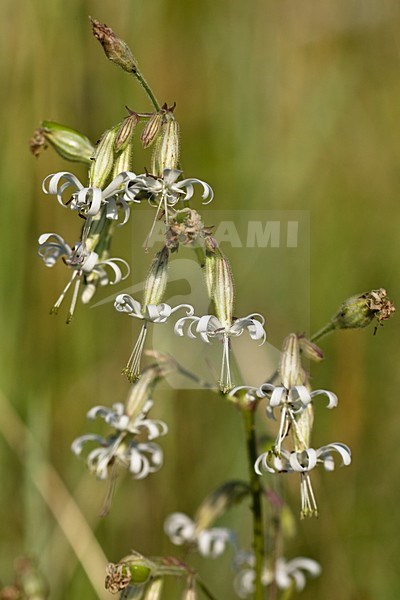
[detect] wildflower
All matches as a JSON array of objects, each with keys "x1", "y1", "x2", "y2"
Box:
[
  {"x1": 164, "y1": 513, "x2": 234, "y2": 559},
  {"x1": 115, "y1": 294, "x2": 194, "y2": 382},
  {"x1": 124, "y1": 168, "x2": 213, "y2": 245},
  {"x1": 71, "y1": 400, "x2": 167, "y2": 481},
  {"x1": 38, "y1": 233, "x2": 129, "y2": 322},
  {"x1": 255, "y1": 443, "x2": 351, "y2": 518},
  {"x1": 42, "y1": 170, "x2": 134, "y2": 222},
  {"x1": 234, "y1": 551, "x2": 321, "y2": 598},
  {"x1": 174, "y1": 313, "x2": 266, "y2": 393}
]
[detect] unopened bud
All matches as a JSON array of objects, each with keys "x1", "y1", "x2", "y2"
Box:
[
  {"x1": 297, "y1": 335, "x2": 324, "y2": 362},
  {"x1": 182, "y1": 581, "x2": 197, "y2": 600},
  {"x1": 115, "y1": 112, "x2": 139, "y2": 152},
  {"x1": 292, "y1": 403, "x2": 314, "y2": 451},
  {"x1": 333, "y1": 288, "x2": 395, "y2": 330},
  {"x1": 143, "y1": 578, "x2": 163, "y2": 600},
  {"x1": 151, "y1": 114, "x2": 180, "y2": 176},
  {"x1": 280, "y1": 334, "x2": 304, "y2": 389},
  {"x1": 125, "y1": 364, "x2": 173, "y2": 419},
  {"x1": 90, "y1": 17, "x2": 138, "y2": 73},
  {"x1": 89, "y1": 127, "x2": 117, "y2": 188},
  {"x1": 113, "y1": 141, "x2": 134, "y2": 177},
  {"x1": 142, "y1": 246, "x2": 169, "y2": 308},
  {"x1": 141, "y1": 112, "x2": 163, "y2": 149},
  {"x1": 194, "y1": 480, "x2": 249, "y2": 531},
  {"x1": 205, "y1": 239, "x2": 234, "y2": 327}
]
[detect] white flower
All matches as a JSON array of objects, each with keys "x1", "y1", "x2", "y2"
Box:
[
  {"x1": 38, "y1": 233, "x2": 129, "y2": 322},
  {"x1": 125, "y1": 168, "x2": 213, "y2": 208},
  {"x1": 255, "y1": 443, "x2": 351, "y2": 518},
  {"x1": 232, "y1": 383, "x2": 337, "y2": 453},
  {"x1": 164, "y1": 512, "x2": 233, "y2": 559},
  {"x1": 234, "y1": 551, "x2": 321, "y2": 598},
  {"x1": 174, "y1": 313, "x2": 266, "y2": 392},
  {"x1": 42, "y1": 170, "x2": 134, "y2": 222},
  {"x1": 71, "y1": 400, "x2": 167, "y2": 481},
  {"x1": 124, "y1": 168, "x2": 213, "y2": 247},
  {"x1": 114, "y1": 294, "x2": 194, "y2": 382},
  {"x1": 87, "y1": 399, "x2": 168, "y2": 439}
]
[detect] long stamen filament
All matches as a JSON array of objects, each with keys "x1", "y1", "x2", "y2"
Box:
[
  {"x1": 300, "y1": 473, "x2": 318, "y2": 519},
  {"x1": 220, "y1": 334, "x2": 232, "y2": 393},
  {"x1": 67, "y1": 273, "x2": 82, "y2": 324},
  {"x1": 50, "y1": 270, "x2": 79, "y2": 315},
  {"x1": 122, "y1": 323, "x2": 148, "y2": 382}
]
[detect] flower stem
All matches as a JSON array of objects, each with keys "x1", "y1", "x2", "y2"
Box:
[
  {"x1": 242, "y1": 408, "x2": 265, "y2": 600},
  {"x1": 197, "y1": 579, "x2": 219, "y2": 600},
  {"x1": 133, "y1": 70, "x2": 161, "y2": 112},
  {"x1": 310, "y1": 321, "x2": 335, "y2": 343}
]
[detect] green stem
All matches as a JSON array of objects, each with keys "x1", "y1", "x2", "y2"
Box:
[
  {"x1": 133, "y1": 70, "x2": 161, "y2": 112},
  {"x1": 197, "y1": 579, "x2": 219, "y2": 600},
  {"x1": 242, "y1": 408, "x2": 264, "y2": 600},
  {"x1": 310, "y1": 320, "x2": 336, "y2": 343}
]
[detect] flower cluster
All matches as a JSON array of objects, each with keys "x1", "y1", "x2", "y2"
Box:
[
  {"x1": 234, "y1": 551, "x2": 321, "y2": 598},
  {"x1": 164, "y1": 512, "x2": 234, "y2": 559},
  {"x1": 71, "y1": 399, "x2": 167, "y2": 481},
  {"x1": 232, "y1": 334, "x2": 351, "y2": 518}
]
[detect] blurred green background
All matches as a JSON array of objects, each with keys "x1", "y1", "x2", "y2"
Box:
[{"x1": 1, "y1": 0, "x2": 400, "y2": 598}]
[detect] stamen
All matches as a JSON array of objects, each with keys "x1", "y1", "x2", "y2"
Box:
[
  {"x1": 66, "y1": 274, "x2": 82, "y2": 324},
  {"x1": 50, "y1": 270, "x2": 79, "y2": 315},
  {"x1": 122, "y1": 323, "x2": 148, "y2": 382},
  {"x1": 300, "y1": 473, "x2": 318, "y2": 519},
  {"x1": 219, "y1": 334, "x2": 233, "y2": 393}
]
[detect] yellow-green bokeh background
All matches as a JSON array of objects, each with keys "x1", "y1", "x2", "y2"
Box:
[{"x1": 1, "y1": 1, "x2": 400, "y2": 598}]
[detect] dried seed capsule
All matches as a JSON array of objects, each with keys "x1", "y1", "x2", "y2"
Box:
[
  {"x1": 333, "y1": 288, "x2": 395, "y2": 329},
  {"x1": 30, "y1": 121, "x2": 94, "y2": 164},
  {"x1": 90, "y1": 17, "x2": 138, "y2": 73}
]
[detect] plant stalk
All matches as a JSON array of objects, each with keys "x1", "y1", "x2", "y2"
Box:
[{"x1": 242, "y1": 408, "x2": 265, "y2": 600}]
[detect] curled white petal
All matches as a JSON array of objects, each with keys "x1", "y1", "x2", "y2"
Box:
[
  {"x1": 114, "y1": 294, "x2": 143, "y2": 317},
  {"x1": 310, "y1": 389, "x2": 338, "y2": 409},
  {"x1": 71, "y1": 434, "x2": 106, "y2": 456},
  {"x1": 164, "y1": 513, "x2": 196, "y2": 545},
  {"x1": 197, "y1": 528, "x2": 232, "y2": 558}
]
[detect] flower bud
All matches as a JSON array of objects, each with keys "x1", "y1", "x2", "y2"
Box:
[
  {"x1": 125, "y1": 363, "x2": 173, "y2": 419},
  {"x1": 141, "y1": 112, "x2": 163, "y2": 149},
  {"x1": 151, "y1": 114, "x2": 180, "y2": 176},
  {"x1": 115, "y1": 112, "x2": 139, "y2": 152},
  {"x1": 205, "y1": 239, "x2": 234, "y2": 328},
  {"x1": 89, "y1": 127, "x2": 117, "y2": 188},
  {"x1": 143, "y1": 578, "x2": 163, "y2": 600},
  {"x1": 90, "y1": 17, "x2": 138, "y2": 73},
  {"x1": 194, "y1": 480, "x2": 249, "y2": 531},
  {"x1": 113, "y1": 141, "x2": 133, "y2": 177},
  {"x1": 182, "y1": 581, "x2": 197, "y2": 600},
  {"x1": 297, "y1": 335, "x2": 324, "y2": 362},
  {"x1": 142, "y1": 246, "x2": 169, "y2": 309},
  {"x1": 279, "y1": 334, "x2": 303, "y2": 389},
  {"x1": 292, "y1": 403, "x2": 314, "y2": 451},
  {"x1": 332, "y1": 288, "x2": 395, "y2": 330}
]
